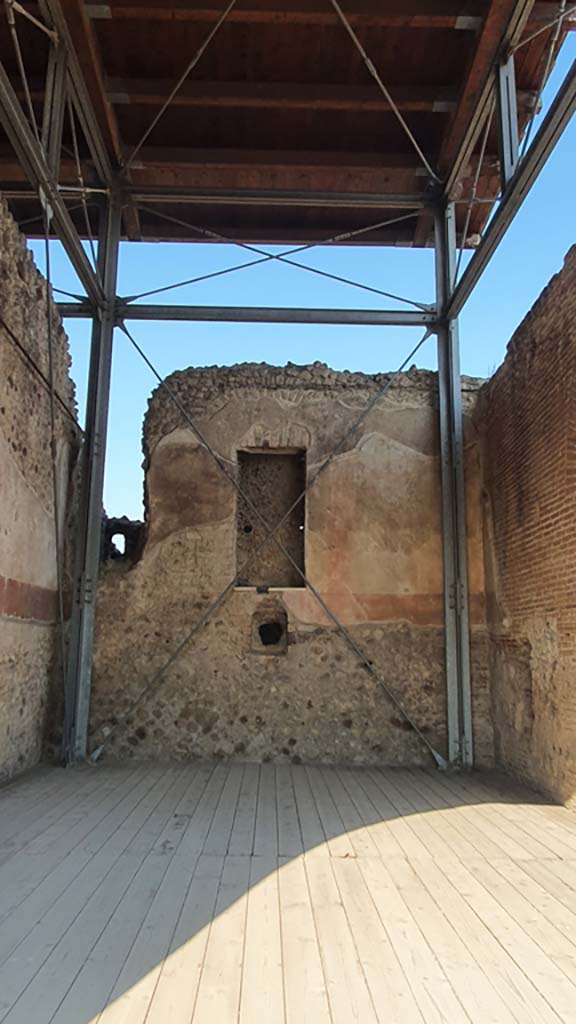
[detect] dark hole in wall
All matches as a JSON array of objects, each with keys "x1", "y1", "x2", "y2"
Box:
[
  {"x1": 251, "y1": 602, "x2": 288, "y2": 655},
  {"x1": 103, "y1": 516, "x2": 144, "y2": 563},
  {"x1": 111, "y1": 533, "x2": 126, "y2": 556},
  {"x1": 259, "y1": 621, "x2": 284, "y2": 646},
  {"x1": 236, "y1": 449, "x2": 306, "y2": 588}
]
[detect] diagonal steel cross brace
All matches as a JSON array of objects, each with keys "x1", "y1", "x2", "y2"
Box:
[
  {"x1": 123, "y1": 209, "x2": 425, "y2": 309},
  {"x1": 327, "y1": 0, "x2": 441, "y2": 184},
  {"x1": 125, "y1": 0, "x2": 238, "y2": 171},
  {"x1": 136, "y1": 204, "x2": 430, "y2": 311}
]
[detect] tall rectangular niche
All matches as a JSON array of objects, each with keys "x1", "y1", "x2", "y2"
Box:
[{"x1": 236, "y1": 449, "x2": 306, "y2": 588}]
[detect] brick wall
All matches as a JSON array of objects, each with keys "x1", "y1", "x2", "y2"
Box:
[
  {"x1": 0, "y1": 198, "x2": 79, "y2": 781},
  {"x1": 477, "y1": 246, "x2": 576, "y2": 805}
]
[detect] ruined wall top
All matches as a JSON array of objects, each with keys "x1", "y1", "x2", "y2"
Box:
[
  {"x1": 144, "y1": 360, "x2": 484, "y2": 457},
  {"x1": 484, "y1": 245, "x2": 576, "y2": 399}
]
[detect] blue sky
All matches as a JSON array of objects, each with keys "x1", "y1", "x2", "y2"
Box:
[{"x1": 32, "y1": 39, "x2": 575, "y2": 520}]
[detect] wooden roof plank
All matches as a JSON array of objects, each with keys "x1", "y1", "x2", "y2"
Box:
[
  {"x1": 86, "y1": 0, "x2": 486, "y2": 28},
  {"x1": 103, "y1": 78, "x2": 537, "y2": 118},
  {"x1": 104, "y1": 80, "x2": 459, "y2": 112}
]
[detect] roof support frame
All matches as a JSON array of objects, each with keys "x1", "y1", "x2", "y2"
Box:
[
  {"x1": 441, "y1": 0, "x2": 534, "y2": 198},
  {"x1": 37, "y1": 0, "x2": 114, "y2": 184},
  {"x1": 449, "y1": 56, "x2": 576, "y2": 317},
  {"x1": 0, "y1": 56, "x2": 105, "y2": 305},
  {"x1": 38, "y1": 0, "x2": 141, "y2": 238},
  {"x1": 412, "y1": 0, "x2": 534, "y2": 246}
]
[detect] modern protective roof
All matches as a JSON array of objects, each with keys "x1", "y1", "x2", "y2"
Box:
[{"x1": 0, "y1": 0, "x2": 572, "y2": 246}]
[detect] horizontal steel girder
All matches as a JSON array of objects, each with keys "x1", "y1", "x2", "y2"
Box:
[
  {"x1": 57, "y1": 302, "x2": 437, "y2": 326},
  {"x1": 448, "y1": 57, "x2": 576, "y2": 318},
  {"x1": 126, "y1": 187, "x2": 428, "y2": 209}
]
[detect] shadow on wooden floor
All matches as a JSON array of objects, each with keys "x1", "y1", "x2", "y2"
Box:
[{"x1": 0, "y1": 761, "x2": 575, "y2": 1024}]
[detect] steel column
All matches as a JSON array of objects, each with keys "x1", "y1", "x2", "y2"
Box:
[
  {"x1": 63, "y1": 195, "x2": 121, "y2": 763},
  {"x1": 434, "y1": 201, "x2": 473, "y2": 768},
  {"x1": 496, "y1": 51, "x2": 519, "y2": 188}
]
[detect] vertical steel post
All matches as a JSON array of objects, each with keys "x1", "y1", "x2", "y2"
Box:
[
  {"x1": 497, "y1": 52, "x2": 519, "y2": 189},
  {"x1": 63, "y1": 194, "x2": 121, "y2": 763},
  {"x1": 434, "y1": 201, "x2": 474, "y2": 767}
]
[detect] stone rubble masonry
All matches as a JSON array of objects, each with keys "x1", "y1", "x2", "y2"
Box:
[
  {"x1": 91, "y1": 361, "x2": 494, "y2": 768},
  {"x1": 0, "y1": 197, "x2": 79, "y2": 781},
  {"x1": 477, "y1": 246, "x2": 576, "y2": 806}
]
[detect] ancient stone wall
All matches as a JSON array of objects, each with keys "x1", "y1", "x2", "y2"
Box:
[
  {"x1": 0, "y1": 198, "x2": 79, "y2": 781},
  {"x1": 91, "y1": 362, "x2": 493, "y2": 767},
  {"x1": 477, "y1": 246, "x2": 576, "y2": 805}
]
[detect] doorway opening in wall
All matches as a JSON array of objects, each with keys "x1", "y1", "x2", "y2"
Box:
[{"x1": 236, "y1": 449, "x2": 306, "y2": 589}]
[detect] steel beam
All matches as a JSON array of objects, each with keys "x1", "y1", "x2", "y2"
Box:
[
  {"x1": 56, "y1": 302, "x2": 436, "y2": 326},
  {"x1": 0, "y1": 59, "x2": 105, "y2": 306},
  {"x1": 449, "y1": 57, "x2": 576, "y2": 317},
  {"x1": 63, "y1": 195, "x2": 121, "y2": 763},
  {"x1": 41, "y1": 42, "x2": 67, "y2": 178},
  {"x1": 496, "y1": 51, "x2": 519, "y2": 188},
  {"x1": 434, "y1": 201, "x2": 473, "y2": 768},
  {"x1": 119, "y1": 306, "x2": 436, "y2": 327},
  {"x1": 126, "y1": 187, "x2": 427, "y2": 209}
]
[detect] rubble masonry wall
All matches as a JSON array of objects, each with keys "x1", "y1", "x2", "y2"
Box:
[
  {"x1": 91, "y1": 362, "x2": 493, "y2": 767},
  {"x1": 0, "y1": 199, "x2": 78, "y2": 780}
]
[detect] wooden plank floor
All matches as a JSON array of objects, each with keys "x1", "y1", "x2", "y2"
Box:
[{"x1": 1, "y1": 763, "x2": 576, "y2": 1023}]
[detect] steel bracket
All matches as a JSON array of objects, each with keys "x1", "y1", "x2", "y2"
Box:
[{"x1": 497, "y1": 51, "x2": 519, "y2": 188}]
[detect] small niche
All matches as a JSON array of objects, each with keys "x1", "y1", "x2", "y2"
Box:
[{"x1": 251, "y1": 603, "x2": 288, "y2": 655}]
